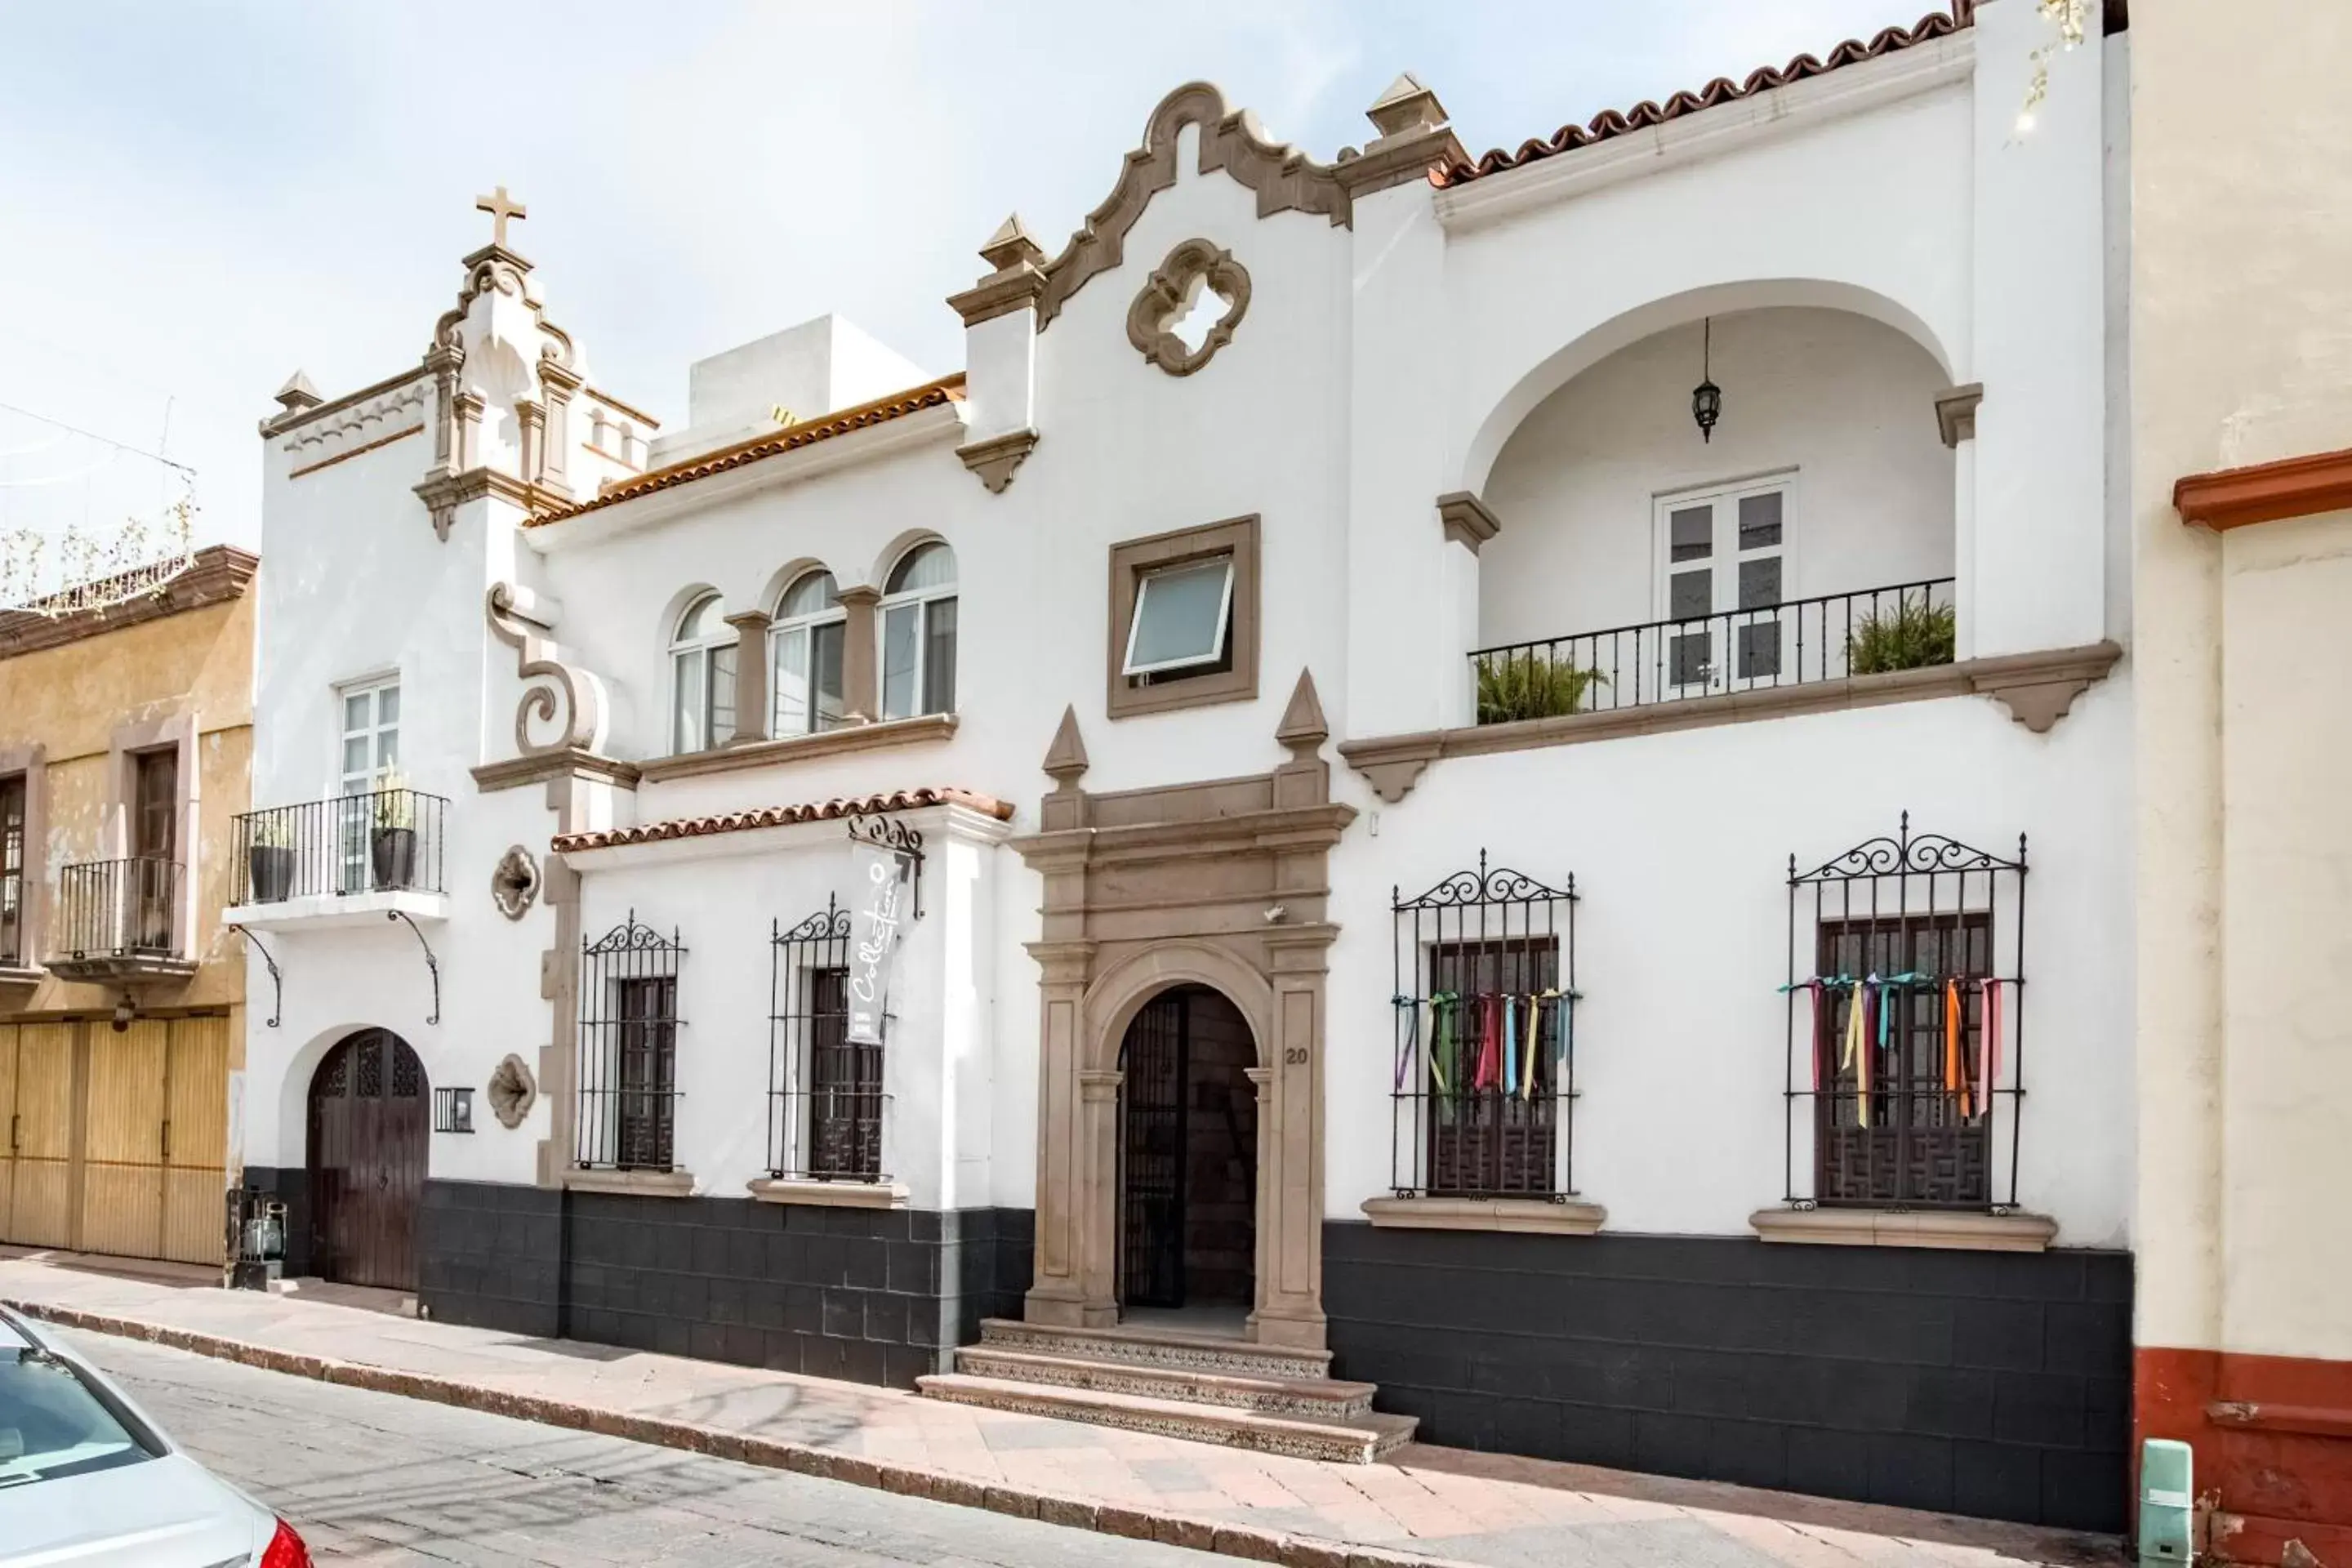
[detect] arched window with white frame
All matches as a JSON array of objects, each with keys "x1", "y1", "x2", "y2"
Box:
[
  {"x1": 878, "y1": 541, "x2": 956, "y2": 721},
  {"x1": 669, "y1": 592, "x2": 735, "y2": 755},
  {"x1": 770, "y1": 569, "x2": 847, "y2": 738}
]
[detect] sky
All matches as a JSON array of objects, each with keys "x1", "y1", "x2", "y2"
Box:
[{"x1": 0, "y1": 1, "x2": 1955, "y2": 556}]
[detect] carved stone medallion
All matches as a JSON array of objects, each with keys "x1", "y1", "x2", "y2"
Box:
[
  {"x1": 492, "y1": 844, "x2": 541, "y2": 920},
  {"x1": 487, "y1": 1053, "x2": 538, "y2": 1129},
  {"x1": 1127, "y1": 239, "x2": 1251, "y2": 377}
]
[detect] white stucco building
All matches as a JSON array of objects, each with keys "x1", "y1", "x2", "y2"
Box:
[{"x1": 233, "y1": 0, "x2": 2135, "y2": 1530}]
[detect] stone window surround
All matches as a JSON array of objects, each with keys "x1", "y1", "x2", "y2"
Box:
[
  {"x1": 106, "y1": 712, "x2": 200, "y2": 959},
  {"x1": 1748, "y1": 1205, "x2": 2058, "y2": 1253},
  {"x1": 1106, "y1": 514, "x2": 1261, "y2": 719},
  {"x1": 0, "y1": 743, "x2": 47, "y2": 975}
]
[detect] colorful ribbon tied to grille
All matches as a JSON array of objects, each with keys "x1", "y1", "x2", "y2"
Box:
[
  {"x1": 1430, "y1": 991, "x2": 1457, "y2": 1094},
  {"x1": 1475, "y1": 993, "x2": 1502, "y2": 1092},
  {"x1": 1521, "y1": 994, "x2": 1542, "y2": 1102},
  {"x1": 1842, "y1": 978, "x2": 1870, "y2": 1129},
  {"x1": 1392, "y1": 995, "x2": 1418, "y2": 1092},
  {"x1": 1943, "y1": 978, "x2": 1967, "y2": 1117}
]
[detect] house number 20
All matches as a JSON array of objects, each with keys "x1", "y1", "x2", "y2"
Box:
[{"x1": 1284, "y1": 1046, "x2": 1310, "y2": 1065}]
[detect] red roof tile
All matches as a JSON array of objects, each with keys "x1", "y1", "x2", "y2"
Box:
[
  {"x1": 551, "y1": 786, "x2": 1013, "y2": 854},
  {"x1": 1436, "y1": 3, "x2": 1974, "y2": 188},
  {"x1": 528, "y1": 375, "x2": 965, "y2": 526}
]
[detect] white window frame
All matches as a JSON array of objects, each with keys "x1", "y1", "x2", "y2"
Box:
[
  {"x1": 771, "y1": 571, "x2": 848, "y2": 739},
  {"x1": 1121, "y1": 555, "x2": 1236, "y2": 679},
  {"x1": 669, "y1": 593, "x2": 735, "y2": 755},
  {"x1": 336, "y1": 674, "x2": 402, "y2": 798},
  {"x1": 1650, "y1": 471, "x2": 1796, "y2": 694},
  {"x1": 877, "y1": 544, "x2": 958, "y2": 722}
]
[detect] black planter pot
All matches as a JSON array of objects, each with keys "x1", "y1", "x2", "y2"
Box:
[
  {"x1": 372, "y1": 826, "x2": 417, "y2": 891},
  {"x1": 247, "y1": 844, "x2": 295, "y2": 904}
]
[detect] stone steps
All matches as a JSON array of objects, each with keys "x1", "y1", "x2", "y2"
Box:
[
  {"x1": 951, "y1": 1345, "x2": 1378, "y2": 1419},
  {"x1": 916, "y1": 1316, "x2": 1414, "y2": 1463},
  {"x1": 916, "y1": 1373, "x2": 1418, "y2": 1463}
]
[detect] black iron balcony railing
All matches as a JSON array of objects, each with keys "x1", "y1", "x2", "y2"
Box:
[
  {"x1": 56, "y1": 857, "x2": 184, "y2": 960},
  {"x1": 1469, "y1": 578, "x2": 1958, "y2": 725},
  {"x1": 229, "y1": 790, "x2": 448, "y2": 905}
]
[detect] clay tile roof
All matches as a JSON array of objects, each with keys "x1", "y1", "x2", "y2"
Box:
[
  {"x1": 528, "y1": 373, "x2": 966, "y2": 527},
  {"x1": 1436, "y1": 2, "x2": 1974, "y2": 188},
  {"x1": 550, "y1": 786, "x2": 1013, "y2": 854}
]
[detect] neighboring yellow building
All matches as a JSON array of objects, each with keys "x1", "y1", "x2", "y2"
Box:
[{"x1": 0, "y1": 545, "x2": 256, "y2": 1267}]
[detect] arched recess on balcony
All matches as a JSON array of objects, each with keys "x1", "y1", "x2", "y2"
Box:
[{"x1": 1453, "y1": 278, "x2": 1957, "y2": 502}]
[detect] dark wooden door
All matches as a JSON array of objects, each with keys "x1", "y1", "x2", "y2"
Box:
[
  {"x1": 307, "y1": 1030, "x2": 427, "y2": 1290},
  {"x1": 1119, "y1": 992, "x2": 1187, "y2": 1309}
]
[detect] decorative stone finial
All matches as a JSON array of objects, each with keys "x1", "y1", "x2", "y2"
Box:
[
  {"x1": 979, "y1": 213, "x2": 1045, "y2": 273},
  {"x1": 273, "y1": 371, "x2": 322, "y2": 414},
  {"x1": 1275, "y1": 669, "x2": 1330, "y2": 753},
  {"x1": 1042, "y1": 704, "x2": 1089, "y2": 784},
  {"x1": 1365, "y1": 72, "x2": 1448, "y2": 140}
]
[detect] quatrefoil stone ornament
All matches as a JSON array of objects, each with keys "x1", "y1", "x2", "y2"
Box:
[{"x1": 1127, "y1": 238, "x2": 1251, "y2": 377}]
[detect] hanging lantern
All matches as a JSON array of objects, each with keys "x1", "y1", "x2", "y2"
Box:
[{"x1": 1691, "y1": 316, "x2": 1722, "y2": 443}]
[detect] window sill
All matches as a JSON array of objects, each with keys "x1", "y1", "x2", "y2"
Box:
[
  {"x1": 1748, "y1": 1206, "x2": 2057, "y2": 1253},
  {"x1": 1361, "y1": 1196, "x2": 1606, "y2": 1235},
  {"x1": 747, "y1": 1177, "x2": 909, "y2": 1209},
  {"x1": 636, "y1": 713, "x2": 957, "y2": 782},
  {"x1": 565, "y1": 1168, "x2": 696, "y2": 1198}
]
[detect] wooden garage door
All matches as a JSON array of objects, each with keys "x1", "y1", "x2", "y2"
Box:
[
  {"x1": 5, "y1": 1022, "x2": 74, "y2": 1247},
  {"x1": 74, "y1": 1014, "x2": 229, "y2": 1266},
  {"x1": 0, "y1": 1026, "x2": 14, "y2": 1238}
]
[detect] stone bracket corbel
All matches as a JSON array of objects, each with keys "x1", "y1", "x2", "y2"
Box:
[
  {"x1": 1935, "y1": 383, "x2": 1984, "y2": 448},
  {"x1": 956, "y1": 428, "x2": 1039, "y2": 493},
  {"x1": 487, "y1": 581, "x2": 608, "y2": 756}
]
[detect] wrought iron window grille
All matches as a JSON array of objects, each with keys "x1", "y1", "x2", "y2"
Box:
[
  {"x1": 577, "y1": 912, "x2": 685, "y2": 1172},
  {"x1": 1783, "y1": 813, "x2": 2028, "y2": 1214},
  {"x1": 768, "y1": 896, "x2": 888, "y2": 1183},
  {"x1": 1389, "y1": 852, "x2": 1579, "y2": 1200}
]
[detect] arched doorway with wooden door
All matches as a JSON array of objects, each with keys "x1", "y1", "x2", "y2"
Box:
[
  {"x1": 1116, "y1": 984, "x2": 1257, "y2": 1334},
  {"x1": 306, "y1": 1028, "x2": 426, "y2": 1290}
]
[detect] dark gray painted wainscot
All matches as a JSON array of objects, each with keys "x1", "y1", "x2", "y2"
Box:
[
  {"x1": 1321, "y1": 1222, "x2": 2131, "y2": 1532},
  {"x1": 416, "y1": 1178, "x2": 1033, "y2": 1389}
]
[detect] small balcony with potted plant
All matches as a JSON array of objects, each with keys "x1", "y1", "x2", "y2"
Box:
[{"x1": 222, "y1": 768, "x2": 450, "y2": 931}]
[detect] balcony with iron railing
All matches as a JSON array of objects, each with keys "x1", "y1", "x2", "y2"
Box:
[
  {"x1": 222, "y1": 788, "x2": 451, "y2": 930},
  {"x1": 1470, "y1": 579, "x2": 1957, "y2": 725},
  {"x1": 48, "y1": 856, "x2": 194, "y2": 982}
]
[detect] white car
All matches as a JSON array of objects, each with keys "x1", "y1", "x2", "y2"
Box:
[{"x1": 0, "y1": 1305, "x2": 313, "y2": 1566}]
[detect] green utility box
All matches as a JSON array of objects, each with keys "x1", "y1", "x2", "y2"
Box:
[{"x1": 2140, "y1": 1437, "x2": 2194, "y2": 1564}]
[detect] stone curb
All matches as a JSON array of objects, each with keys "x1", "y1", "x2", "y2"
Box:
[{"x1": 3, "y1": 1298, "x2": 1464, "y2": 1568}]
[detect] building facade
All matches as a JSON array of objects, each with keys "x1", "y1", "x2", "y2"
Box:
[
  {"x1": 237, "y1": 0, "x2": 2136, "y2": 1530},
  {"x1": 2133, "y1": 0, "x2": 2352, "y2": 1560},
  {"x1": 0, "y1": 546, "x2": 256, "y2": 1267}
]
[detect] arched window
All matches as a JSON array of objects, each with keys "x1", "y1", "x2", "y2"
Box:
[
  {"x1": 879, "y1": 542, "x2": 956, "y2": 721},
  {"x1": 770, "y1": 570, "x2": 846, "y2": 738},
  {"x1": 669, "y1": 593, "x2": 735, "y2": 754}
]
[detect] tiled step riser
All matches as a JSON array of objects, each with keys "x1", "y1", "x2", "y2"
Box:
[
  {"x1": 975, "y1": 1323, "x2": 1326, "y2": 1383},
  {"x1": 951, "y1": 1348, "x2": 1375, "y2": 1419},
  {"x1": 920, "y1": 1379, "x2": 1399, "y2": 1464}
]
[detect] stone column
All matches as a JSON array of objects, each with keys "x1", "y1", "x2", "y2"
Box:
[
  {"x1": 1252, "y1": 930, "x2": 1330, "y2": 1349},
  {"x1": 538, "y1": 363, "x2": 581, "y2": 497},
  {"x1": 1076, "y1": 1067, "x2": 1124, "y2": 1327},
  {"x1": 724, "y1": 610, "x2": 772, "y2": 744},
  {"x1": 516, "y1": 399, "x2": 545, "y2": 487},
  {"x1": 454, "y1": 390, "x2": 486, "y2": 471},
  {"x1": 1023, "y1": 935, "x2": 1097, "y2": 1326},
  {"x1": 838, "y1": 584, "x2": 881, "y2": 724}
]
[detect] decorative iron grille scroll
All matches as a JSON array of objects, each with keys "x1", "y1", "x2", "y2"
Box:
[
  {"x1": 1390, "y1": 853, "x2": 1578, "y2": 1199},
  {"x1": 1784, "y1": 814, "x2": 2027, "y2": 1213},
  {"x1": 577, "y1": 912, "x2": 684, "y2": 1171},
  {"x1": 768, "y1": 896, "x2": 888, "y2": 1183}
]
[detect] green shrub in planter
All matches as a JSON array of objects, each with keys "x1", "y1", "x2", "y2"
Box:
[
  {"x1": 1846, "y1": 599, "x2": 1957, "y2": 675},
  {"x1": 1477, "y1": 657, "x2": 1610, "y2": 724}
]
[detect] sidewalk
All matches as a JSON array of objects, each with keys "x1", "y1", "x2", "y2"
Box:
[{"x1": 0, "y1": 1249, "x2": 2117, "y2": 1568}]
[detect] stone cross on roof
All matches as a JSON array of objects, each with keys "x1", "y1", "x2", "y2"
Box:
[{"x1": 474, "y1": 185, "x2": 528, "y2": 248}]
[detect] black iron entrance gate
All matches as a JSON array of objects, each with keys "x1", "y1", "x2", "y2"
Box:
[{"x1": 1118, "y1": 991, "x2": 1187, "y2": 1308}]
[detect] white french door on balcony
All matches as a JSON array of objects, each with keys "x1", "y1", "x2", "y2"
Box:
[
  {"x1": 338, "y1": 679, "x2": 400, "y2": 893},
  {"x1": 1653, "y1": 477, "x2": 1791, "y2": 697}
]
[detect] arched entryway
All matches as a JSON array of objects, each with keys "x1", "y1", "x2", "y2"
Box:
[
  {"x1": 306, "y1": 1028, "x2": 427, "y2": 1290},
  {"x1": 1116, "y1": 985, "x2": 1257, "y2": 1327}
]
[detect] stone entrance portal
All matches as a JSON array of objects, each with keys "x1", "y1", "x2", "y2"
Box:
[{"x1": 1012, "y1": 672, "x2": 1349, "y2": 1349}]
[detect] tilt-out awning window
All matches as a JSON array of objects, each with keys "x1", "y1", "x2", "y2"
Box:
[{"x1": 1122, "y1": 556, "x2": 1234, "y2": 679}]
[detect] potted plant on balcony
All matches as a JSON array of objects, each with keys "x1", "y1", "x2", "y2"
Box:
[
  {"x1": 1477, "y1": 657, "x2": 1610, "y2": 725},
  {"x1": 1846, "y1": 596, "x2": 1958, "y2": 675},
  {"x1": 247, "y1": 813, "x2": 296, "y2": 904},
  {"x1": 371, "y1": 768, "x2": 418, "y2": 892}
]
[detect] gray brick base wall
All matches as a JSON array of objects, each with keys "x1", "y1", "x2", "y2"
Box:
[
  {"x1": 416, "y1": 1178, "x2": 1033, "y2": 1389},
  {"x1": 1321, "y1": 1222, "x2": 2130, "y2": 1532}
]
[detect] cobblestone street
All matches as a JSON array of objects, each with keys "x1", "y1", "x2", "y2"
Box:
[{"x1": 72, "y1": 1330, "x2": 1221, "y2": 1566}]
